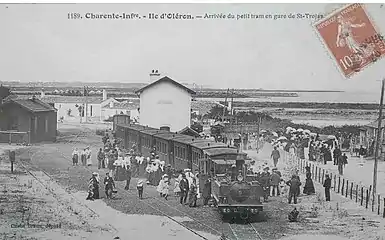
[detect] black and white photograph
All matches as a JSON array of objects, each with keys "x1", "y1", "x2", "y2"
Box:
[{"x1": 0, "y1": 1, "x2": 385, "y2": 240}]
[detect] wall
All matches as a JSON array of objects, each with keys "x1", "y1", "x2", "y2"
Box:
[
  {"x1": 55, "y1": 102, "x2": 101, "y2": 121},
  {"x1": 0, "y1": 104, "x2": 31, "y2": 143},
  {"x1": 139, "y1": 81, "x2": 191, "y2": 132}
]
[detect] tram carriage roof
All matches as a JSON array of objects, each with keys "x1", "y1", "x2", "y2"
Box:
[
  {"x1": 190, "y1": 141, "x2": 229, "y2": 149},
  {"x1": 203, "y1": 147, "x2": 240, "y2": 156},
  {"x1": 211, "y1": 159, "x2": 236, "y2": 165},
  {"x1": 154, "y1": 132, "x2": 180, "y2": 140},
  {"x1": 139, "y1": 129, "x2": 168, "y2": 136},
  {"x1": 172, "y1": 135, "x2": 210, "y2": 144}
]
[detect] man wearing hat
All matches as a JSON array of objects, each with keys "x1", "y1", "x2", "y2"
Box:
[
  {"x1": 179, "y1": 173, "x2": 189, "y2": 204},
  {"x1": 286, "y1": 174, "x2": 301, "y2": 204},
  {"x1": 271, "y1": 147, "x2": 280, "y2": 168},
  {"x1": 259, "y1": 167, "x2": 271, "y2": 202},
  {"x1": 323, "y1": 173, "x2": 332, "y2": 201}
]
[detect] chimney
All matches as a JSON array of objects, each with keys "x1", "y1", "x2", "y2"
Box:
[
  {"x1": 160, "y1": 126, "x2": 170, "y2": 132},
  {"x1": 103, "y1": 89, "x2": 107, "y2": 101},
  {"x1": 149, "y1": 69, "x2": 161, "y2": 82},
  {"x1": 41, "y1": 88, "x2": 45, "y2": 98}
]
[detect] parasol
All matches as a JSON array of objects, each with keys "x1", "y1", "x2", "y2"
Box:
[
  {"x1": 278, "y1": 136, "x2": 287, "y2": 141},
  {"x1": 272, "y1": 132, "x2": 278, "y2": 137},
  {"x1": 327, "y1": 135, "x2": 336, "y2": 140}
]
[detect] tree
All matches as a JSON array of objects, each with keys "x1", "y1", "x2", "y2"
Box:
[{"x1": 205, "y1": 105, "x2": 228, "y2": 119}]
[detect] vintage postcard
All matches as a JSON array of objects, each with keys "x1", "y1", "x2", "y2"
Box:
[{"x1": 1, "y1": 2, "x2": 385, "y2": 240}]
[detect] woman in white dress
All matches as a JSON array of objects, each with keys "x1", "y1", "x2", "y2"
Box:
[{"x1": 86, "y1": 147, "x2": 92, "y2": 166}]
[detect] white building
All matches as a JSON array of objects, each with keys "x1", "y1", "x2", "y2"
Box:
[
  {"x1": 101, "y1": 100, "x2": 140, "y2": 121},
  {"x1": 41, "y1": 95, "x2": 104, "y2": 122},
  {"x1": 135, "y1": 76, "x2": 196, "y2": 132}
]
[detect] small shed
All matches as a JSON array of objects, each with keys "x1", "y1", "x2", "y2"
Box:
[{"x1": 0, "y1": 97, "x2": 57, "y2": 143}]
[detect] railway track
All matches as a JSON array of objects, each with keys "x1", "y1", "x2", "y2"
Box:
[{"x1": 228, "y1": 222, "x2": 263, "y2": 240}]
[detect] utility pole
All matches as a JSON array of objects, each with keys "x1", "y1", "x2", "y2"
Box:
[
  {"x1": 373, "y1": 78, "x2": 385, "y2": 199},
  {"x1": 222, "y1": 88, "x2": 229, "y2": 121},
  {"x1": 84, "y1": 86, "x2": 88, "y2": 123}
]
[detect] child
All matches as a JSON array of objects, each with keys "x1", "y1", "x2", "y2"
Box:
[
  {"x1": 174, "y1": 177, "x2": 181, "y2": 199},
  {"x1": 137, "y1": 179, "x2": 144, "y2": 199},
  {"x1": 279, "y1": 179, "x2": 288, "y2": 197}
]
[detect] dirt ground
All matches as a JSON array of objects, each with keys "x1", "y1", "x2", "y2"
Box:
[{"x1": 1, "y1": 121, "x2": 384, "y2": 240}]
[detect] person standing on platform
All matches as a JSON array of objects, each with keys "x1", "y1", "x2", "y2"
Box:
[
  {"x1": 270, "y1": 168, "x2": 281, "y2": 197},
  {"x1": 72, "y1": 148, "x2": 79, "y2": 166},
  {"x1": 179, "y1": 174, "x2": 189, "y2": 205},
  {"x1": 97, "y1": 148, "x2": 105, "y2": 169},
  {"x1": 303, "y1": 166, "x2": 315, "y2": 195},
  {"x1": 124, "y1": 165, "x2": 132, "y2": 190},
  {"x1": 81, "y1": 148, "x2": 87, "y2": 166},
  {"x1": 137, "y1": 179, "x2": 144, "y2": 199},
  {"x1": 104, "y1": 172, "x2": 115, "y2": 199},
  {"x1": 286, "y1": 175, "x2": 301, "y2": 204},
  {"x1": 202, "y1": 178, "x2": 212, "y2": 206},
  {"x1": 271, "y1": 147, "x2": 280, "y2": 168},
  {"x1": 86, "y1": 147, "x2": 92, "y2": 167},
  {"x1": 323, "y1": 174, "x2": 332, "y2": 201}
]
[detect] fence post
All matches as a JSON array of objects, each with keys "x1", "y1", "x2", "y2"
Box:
[
  {"x1": 383, "y1": 197, "x2": 385, "y2": 218},
  {"x1": 366, "y1": 189, "x2": 369, "y2": 209},
  {"x1": 338, "y1": 177, "x2": 341, "y2": 193},
  {"x1": 319, "y1": 168, "x2": 321, "y2": 183},
  {"x1": 334, "y1": 175, "x2": 336, "y2": 190},
  {"x1": 342, "y1": 179, "x2": 345, "y2": 196},
  {"x1": 355, "y1": 185, "x2": 358, "y2": 202},
  {"x1": 315, "y1": 166, "x2": 318, "y2": 182},
  {"x1": 312, "y1": 164, "x2": 315, "y2": 179},
  {"x1": 378, "y1": 195, "x2": 380, "y2": 215},
  {"x1": 345, "y1": 180, "x2": 349, "y2": 198},
  {"x1": 361, "y1": 187, "x2": 364, "y2": 206}
]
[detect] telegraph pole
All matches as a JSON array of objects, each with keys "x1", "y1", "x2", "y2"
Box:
[{"x1": 373, "y1": 78, "x2": 385, "y2": 199}]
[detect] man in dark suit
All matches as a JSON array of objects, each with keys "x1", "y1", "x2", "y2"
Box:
[{"x1": 179, "y1": 174, "x2": 189, "y2": 204}]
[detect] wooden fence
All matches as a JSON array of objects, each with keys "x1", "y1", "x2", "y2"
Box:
[
  {"x1": 281, "y1": 150, "x2": 385, "y2": 218},
  {"x1": 0, "y1": 131, "x2": 30, "y2": 145}
]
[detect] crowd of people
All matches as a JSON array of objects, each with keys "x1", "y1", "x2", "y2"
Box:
[
  {"x1": 79, "y1": 131, "x2": 213, "y2": 207},
  {"x1": 78, "y1": 127, "x2": 340, "y2": 209}
]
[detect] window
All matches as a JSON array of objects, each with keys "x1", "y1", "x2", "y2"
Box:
[
  {"x1": 45, "y1": 116, "x2": 48, "y2": 133},
  {"x1": 8, "y1": 116, "x2": 18, "y2": 130}
]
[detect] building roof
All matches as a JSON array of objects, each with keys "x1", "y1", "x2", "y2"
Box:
[
  {"x1": 41, "y1": 95, "x2": 103, "y2": 104},
  {"x1": 4, "y1": 94, "x2": 103, "y2": 104},
  {"x1": 102, "y1": 101, "x2": 139, "y2": 110},
  {"x1": 178, "y1": 127, "x2": 200, "y2": 137},
  {"x1": 1, "y1": 98, "x2": 57, "y2": 113},
  {"x1": 135, "y1": 76, "x2": 196, "y2": 95}
]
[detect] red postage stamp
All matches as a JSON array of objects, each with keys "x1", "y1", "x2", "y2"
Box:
[{"x1": 315, "y1": 3, "x2": 385, "y2": 78}]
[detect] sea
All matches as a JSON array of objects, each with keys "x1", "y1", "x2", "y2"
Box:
[
  {"x1": 196, "y1": 91, "x2": 381, "y2": 127},
  {"x1": 198, "y1": 91, "x2": 381, "y2": 104}
]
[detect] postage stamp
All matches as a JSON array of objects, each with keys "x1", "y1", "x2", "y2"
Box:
[{"x1": 314, "y1": 3, "x2": 385, "y2": 78}]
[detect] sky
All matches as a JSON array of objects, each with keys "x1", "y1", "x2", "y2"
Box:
[{"x1": 1, "y1": 3, "x2": 385, "y2": 92}]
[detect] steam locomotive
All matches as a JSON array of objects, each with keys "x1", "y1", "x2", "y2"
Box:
[{"x1": 210, "y1": 160, "x2": 264, "y2": 221}]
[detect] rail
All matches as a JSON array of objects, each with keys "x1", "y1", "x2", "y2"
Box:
[{"x1": 228, "y1": 222, "x2": 263, "y2": 240}]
